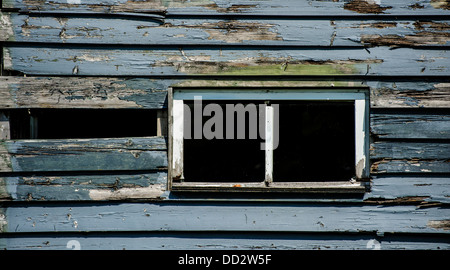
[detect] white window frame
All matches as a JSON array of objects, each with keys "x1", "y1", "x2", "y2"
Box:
[{"x1": 168, "y1": 87, "x2": 369, "y2": 193}]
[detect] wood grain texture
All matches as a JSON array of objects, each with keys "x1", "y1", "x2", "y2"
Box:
[
  {"x1": 1, "y1": 77, "x2": 449, "y2": 109},
  {"x1": 2, "y1": 12, "x2": 449, "y2": 47},
  {"x1": 0, "y1": 137, "x2": 167, "y2": 172},
  {"x1": 371, "y1": 160, "x2": 450, "y2": 174},
  {"x1": 371, "y1": 113, "x2": 450, "y2": 139},
  {"x1": 3, "y1": 46, "x2": 450, "y2": 76},
  {"x1": 4, "y1": 0, "x2": 450, "y2": 16},
  {"x1": 2, "y1": 232, "x2": 448, "y2": 250},
  {"x1": 0, "y1": 76, "x2": 171, "y2": 109},
  {"x1": 370, "y1": 82, "x2": 450, "y2": 108},
  {"x1": 1, "y1": 202, "x2": 448, "y2": 234},
  {"x1": 0, "y1": 172, "x2": 167, "y2": 201},
  {"x1": 370, "y1": 141, "x2": 450, "y2": 173},
  {"x1": 367, "y1": 176, "x2": 450, "y2": 204},
  {"x1": 371, "y1": 141, "x2": 450, "y2": 160},
  {"x1": 1, "y1": 175, "x2": 448, "y2": 203}
]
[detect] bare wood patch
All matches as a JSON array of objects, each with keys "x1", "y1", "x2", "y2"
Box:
[
  {"x1": 431, "y1": 0, "x2": 450, "y2": 10},
  {"x1": 371, "y1": 83, "x2": 450, "y2": 108},
  {"x1": 0, "y1": 77, "x2": 167, "y2": 109},
  {"x1": 427, "y1": 220, "x2": 450, "y2": 230},
  {"x1": 361, "y1": 33, "x2": 450, "y2": 46},
  {"x1": 344, "y1": 0, "x2": 392, "y2": 14},
  {"x1": 88, "y1": 184, "x2": 165, "y2": 201}
]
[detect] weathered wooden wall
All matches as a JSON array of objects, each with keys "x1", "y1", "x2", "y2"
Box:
[{"x1": 0, "y1": 0, "x2": 449, "y2": 250}]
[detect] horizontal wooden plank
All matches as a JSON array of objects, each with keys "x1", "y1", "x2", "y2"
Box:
[
  {"x1": 0, "y1": 172, "x2": 167, "y2": 201},
  {"x1": 370, "y1": 141, "x2": 450, "y2": 160},
  {"x1": 370, "y1": 82, "x2": 450, "y2": 108},
  {"x1": 2, "y1": 12, "x2": 450, "y2": 47},
  {"x1": 4, "y1": 0, "x2": 450, "y2": 16},
  {"x1": 372, "y1": 160, "x2": 450, "y2": 174},
  {"x1": 1, "y1": 232, "x2": 448, "y2": 250},
  {"x1": 1, "y1": 77, "x2": 449, "y2": 109},
  {"x1": 0, "y1": 76, "x2": 170, "y2": 109},
  {"x1": 366, "y1": 176, "x2": 450, "y2": 204},
  {"x1": 3, "y1": 46, "x2": 450, "y2": 76},
  {"x1": 1, "y1": 174, "x2": 448, "y2": 204},
  {"x1": 371, "y1": 113, "x2": 450, "y2": 139},
  {"x1": 0, "y1": 136, "x2": 167, "y2": 172},
  {"x1": 1, "y1": 202, "x2": 448, "y2": 234}
]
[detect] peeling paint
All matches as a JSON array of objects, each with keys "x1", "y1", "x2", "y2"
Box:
[
  {"x1": 344, "y1": 0, "x2": 392, "y2": 14},
  {"x1": 88, "y1": 185, "x2": 165, "y2": 201},
  {"x1": 427, "y1": 219, "x2": 450, "y2": 230},
  {"x1": 431, "y1": 0, "x2": 450, "y2": 10}
]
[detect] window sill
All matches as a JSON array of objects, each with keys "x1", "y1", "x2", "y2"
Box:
[{"x1": 171, "y1": 181, "x2": 368, "y2": 194}]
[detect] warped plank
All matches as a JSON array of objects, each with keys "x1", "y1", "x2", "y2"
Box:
[
  {"x1": 0, "y1": 172, "x2": 167, "y2": 201},
  {"x1": 370, "y1": 82, "x2": 450, "y2": 108},
  {"x1": 372, "y1": 160, "x2": 450, "y2": 174},
  {"x1": 4, "y1": 0, "x2": 450, "y2": 16},
  {"x1": 1, "y1": 232, "x2": 448, "y2": 250},
  {"x1": 2, "y1": 12, "x2": 450, "y2": 47},
  {"x1": 1, "y1": 174, "x2": 448, "y2": 204},
  {"x1": 1, "y1": 202, "x2": 448, "y2": 234},
  {"x1": 0, "y1": 136, "x2": 167, "y2": 172},
  {"x1": 0, "y1": 76, "x2": 170, "y2": 109},
  {"x1": 371, "y1": 113, "x2": 450, "y2": 139},
  {"x1": 367, "y1": 176, "x2": 450, "y2": 204},
  {"x1": 1, "y1": 77, "x2": 449, "y2": 109},
  {"x1": 371, "y1": 141, "x2": 450, "y2": 159},
  {"x1": 3, "y1": 46, "x2": 450, "y2": 76}
]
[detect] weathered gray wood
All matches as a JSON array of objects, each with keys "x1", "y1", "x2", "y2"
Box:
[
  {"x1": 1, "y1": 174, "x2": 448, "y2": 203},
  {"x1": 4, "y1": 0, "x2": 450, "y2": 16},
  {"x1": 2, "y1": 12, "x2": 450, "y2": 47},
  {"x1": 371, "y1": 141, "x2": 450, "y2": 160},
  {"x1": 372, "y1": 160, "x2": 450, "y2": 174},
  {"x1": 371, "y1": 113, "x2": 450, "y2": 139},
  {"x1": 0, "y1": 172, "x2": 167, "y2": 201},
  {"x1": 3, "y1": 46, "x2": 450, "y2": 76},
  {"x1": 0, "y1": 136, "x2": 167, "y2": 172},
  {"x1": 1, "y1": 202, "x2": 448, "y2": 234},
  {"x1": 1, "y1": 77, "x2": 449, "y2": 109},
  {"x1": 366, "y1": 176, "x2": 450, "y2": 204},
  {"x1": 370, "y1": 82, "x2": 450, "y2": 108},
  {"x1": 1, "y1": 232, "x2": 448, "y2": 250},
  {"x1": 0, "y1": 76, "x2": 170, "y2": 109}
]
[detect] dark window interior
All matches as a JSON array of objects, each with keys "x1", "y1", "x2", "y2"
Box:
[
  {"x1": 183, "y1": 100, "x2": 355, "y2": 183},
  {"x1": 9, "y1": 109, "x2": 157, "y2": 139},
  {"x1": 183, "y1": 101, "x2": 265, "y2": 182},
  {"x1": 274, "y1": 101, "x2": 355, "y2": 182}
]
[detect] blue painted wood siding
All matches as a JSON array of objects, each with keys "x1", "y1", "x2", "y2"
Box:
[{"x1": 0, "y1": 0, "x2": 449, "y2": 250}]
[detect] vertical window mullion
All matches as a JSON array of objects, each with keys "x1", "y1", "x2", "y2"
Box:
[
  {"x1": 172, "y1": 99, "x2": 184, "y2": 181},
  {"x1": 354, "y1": 98, "x2": 368, "y2": 179},
  {"x1": 265, "y1": 103, "x2": 274, "y2": 186}
]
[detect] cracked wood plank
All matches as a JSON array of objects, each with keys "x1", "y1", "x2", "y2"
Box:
[
  {"x1": 1, "y1": 174, "x2": 449, "y2": 204},
  {"x1": 1, "y1": 77, "x2": 449, "y2": 109},
  {"x1": 370, "y1": 82, "x2": 450, "y2": 108},
  {"x1": 3, "y1": 46, "x2": 449, "y2": 76},
  {"x1": 3, "y1": 0, "x2": 450, "y2": 16},
  {"x1": 2, "y1": 232, "x2": 448, "y2": 250},
  {"x1": 2, "y1": 12, "x2": 450, "y2": 47},
  {"x1": 366, "y1": 176, "x2": 450, "y2": 204},
  {"x1": 0, "y1": 76, "x2": 170, "y2": 109},
  {"x1": 0, "y1": 136, "x2": 167, "y2": 172},
  {"x1": 1, "y1": 202, "x2": 449, "y2": 234},
  {"x1": 371, "y1": 141, "x2": 450, "y2": 160},
  {"x1": 0, "y1": 172, "x2": 167, "y2": 201},
  {"x1": 371, "y1": 160, "x2": 450, "y2": 174},
  {"x1": 371, "y1": 113, "x2": 450, "y2": 139}
]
